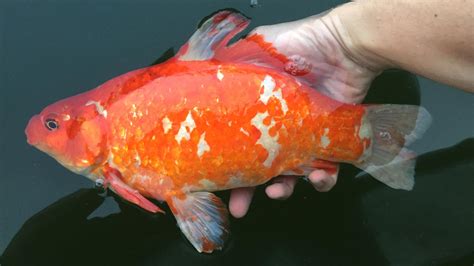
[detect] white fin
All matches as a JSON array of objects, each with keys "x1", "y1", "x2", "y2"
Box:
[
  {"x1": 176, "y1": 10, "x2": 250, "y2": 61},
  {"x1": 168, "y1": 192, "x2": 229, "y2": 253},
  {"x1": 356, "y1": 105, "x2": 432, "y2": 190}
]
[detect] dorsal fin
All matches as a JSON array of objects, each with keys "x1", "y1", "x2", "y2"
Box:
[
  {"x1": 176, "y1": 10, "x2": 250, "y2": 61},
  {"x1": 210, "y1": 14, "x2": 329, "y2": 93},
  {"x1": 214, "y1": 32, "x2": 290, "y2": 72}
]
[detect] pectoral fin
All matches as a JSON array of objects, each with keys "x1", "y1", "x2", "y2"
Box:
[
  {"x1": 103, "y1": 166, "x2": 164, "y2": 214},
  {"x1": 168, "y1": 192, "x2": 229, "y2": 253}
]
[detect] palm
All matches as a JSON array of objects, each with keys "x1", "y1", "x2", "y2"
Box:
[{"x1": 251, "y1": 15, "x2": 376, "y2": 104}]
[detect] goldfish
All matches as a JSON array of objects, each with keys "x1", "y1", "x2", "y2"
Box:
[{"x1": 25, "y1": 11, "x2": 431, "y2": 253}]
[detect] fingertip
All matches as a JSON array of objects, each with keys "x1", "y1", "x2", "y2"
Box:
[
  {"x1": 229, "y1": 203, "x2": 246, "y2": 219},
  {"x1": 265, "y1": 176, "x2": 296, "y2": 200},
  {"x1": 308, "y1": 170, "x2": 337, "y2": 192},
  {"x1": 265, "y1": 183, "x2": 288, "y2": 199},
  {"x1": 308, "y1": 169, "x2": 327, "y2": 183},
  {"x1": 229, "y1": 187, "x2": 254, "y2": 218}
]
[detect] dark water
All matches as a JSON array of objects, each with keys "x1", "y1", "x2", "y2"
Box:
[{"x1": 1, "y1": 1, "x2": 473, "y2": 265}]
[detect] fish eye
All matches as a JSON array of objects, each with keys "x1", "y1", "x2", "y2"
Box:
[{"x1": 45, "y1": 118, "x2": 59, "y2": 131}]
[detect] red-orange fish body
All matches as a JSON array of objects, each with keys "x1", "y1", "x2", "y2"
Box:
[
  {"x1": 103, "y1": 60, "x2": 368, "y2": 199},
  {"x1": 25, "y1": 11, "x2": 430, "y2": 253}
]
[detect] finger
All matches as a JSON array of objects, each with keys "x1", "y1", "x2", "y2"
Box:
[
  {"x1": 265, "y1": 176, "x2": 297, "y2": 200},
  {"x1": 229, "y1": 187, "x2": 255, "y2": 218},
  {"x1": 308, "y1": 167, "x2": 339, "y2": 192}
]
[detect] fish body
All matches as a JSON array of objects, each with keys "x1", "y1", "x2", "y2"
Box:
[
  {"x1": 25, "y1": 11, "x2": 431, "y2": 253},
  {"x1": 104, "y1": 60, "x2": 367, "y2": 197}
]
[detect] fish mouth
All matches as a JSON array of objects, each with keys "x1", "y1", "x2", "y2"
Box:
[{"x1": 25, "y1": 115, "x2": 41, "y2": 146}]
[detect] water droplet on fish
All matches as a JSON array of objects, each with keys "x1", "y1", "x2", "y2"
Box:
[{"x1": 250, "y1": 0, "x2": 259, "y2": 7}]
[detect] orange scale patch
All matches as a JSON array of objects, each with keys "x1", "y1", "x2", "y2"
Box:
[
  {"x1": 261, "y1": 115, "x2": 273, "y2": 126},
  {"x1": 310, "y1": 105, "x2": 367, "y2": 162},
  {"x1": 265, "y1": 100, "x2": 284, "y2": 117},
  {"x1": 268, "y1": 122, "x2": 283, "y2": 137}
]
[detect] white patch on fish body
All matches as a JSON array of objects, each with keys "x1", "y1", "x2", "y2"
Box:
[
  {"x1": 162, "y1": 116, "x2": 172, "y2": 134},
  {"x1": 134, "y1": 152, "x2": 142, "y2": 167},
  {"x1": 226, "y1": 173, "x2": 245, "y2": 188},
  {"x1": 217, "y1": 66, "x2": 224, "y2": 81},
  {"x1": 358, "y1": 114, "x2": 372, "y2": 140},
  {"x1": 240, "y1": 127, "x2": 249, "y2": 136},
  {"x1": 251, "y1": 111, "x2": 280, "y2": 168},
  {"x1": 175, "y1": 126, "x2": 189, "y2": 144},
  {"x1": 258, "y1": 75, "x2": 288, "y2": 114},
  {"x1": 320, "y1": 128, "x2": 330, "y2": 148},
  {"x1": 175, "y1": 111, "x2": 196, "y2": 144},
  {"x1": 130, "y1": 173, "x2": 150, "y2": 184},
  {"x1": 357, "y1": 113, "x2": 373, "y2": 161},
  {"x1": 259, "y1": 75, "x2": 276, "y2": 104},
  {"x1": 197, "y1": 133, "x2": 210, "y2": 157},
  {"x1": 199, "y1": 179, "x2": 218, "y2": 190},
  {"x1": 86, "y1": 100, "x2": 107, "y2": 118},
  {"x1": 181, "y1": 184, "x2": 192, "y2": 193},
  {"x1": 130, "y1": 104, "x2": 138, "y2": 118}
]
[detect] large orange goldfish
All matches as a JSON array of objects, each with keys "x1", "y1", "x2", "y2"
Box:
[{"x1": 25, "y1": 11, "x2": 431, "y2": 253}]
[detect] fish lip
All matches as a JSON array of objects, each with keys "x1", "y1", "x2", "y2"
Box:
[{"x1": 25, "y1": 114, "x2": 40, "y2": 146}]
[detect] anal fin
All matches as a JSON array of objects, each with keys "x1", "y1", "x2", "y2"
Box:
[{"x1": 168, "y1": 192, "x2": 229, "y2": 253}]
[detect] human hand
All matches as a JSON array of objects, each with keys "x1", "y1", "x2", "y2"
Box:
[{"x1": 229, "y1": 5, "x2": 383, "y2": 218}]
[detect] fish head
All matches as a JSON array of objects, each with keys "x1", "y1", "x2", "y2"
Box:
[{"x1": 25, "y1": 94, "x2": 109, "y2": 176}]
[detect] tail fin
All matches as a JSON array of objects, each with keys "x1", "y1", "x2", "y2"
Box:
[{"x1": 355, "y1": 105, "x2": 432, "y2": 190}]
